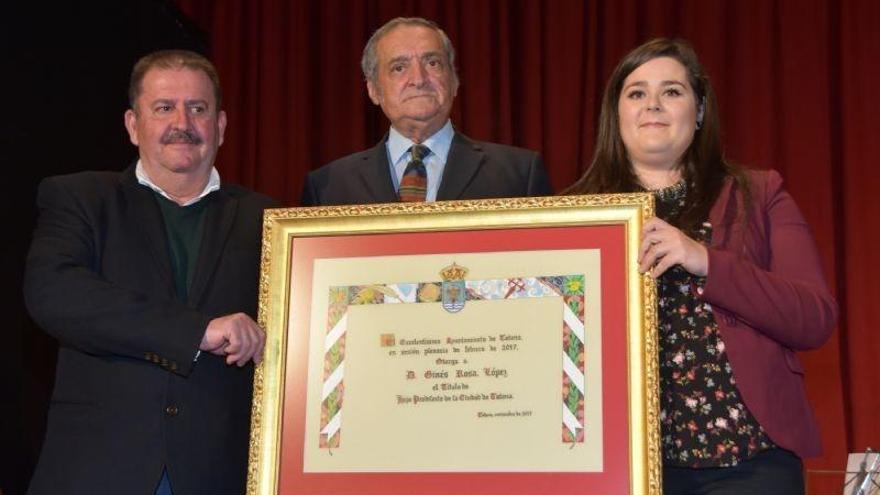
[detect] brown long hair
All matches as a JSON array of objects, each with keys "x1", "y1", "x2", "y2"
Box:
[{"x1": 565, "y1": 38, "x2": 747, "y2": 232}]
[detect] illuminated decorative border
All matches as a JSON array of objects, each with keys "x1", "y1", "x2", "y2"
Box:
[{"x1": 318, "y1": 273, "x2": 587, "y2": 448}]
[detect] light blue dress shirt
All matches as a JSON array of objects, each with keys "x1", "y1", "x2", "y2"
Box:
[{"x1": 386, "y1": 120, "x2": 454, "y2": 202}]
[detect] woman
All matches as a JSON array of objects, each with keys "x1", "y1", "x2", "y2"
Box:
[{"x1": 566, "y1": 38, "x2": 837, "y2": 494}]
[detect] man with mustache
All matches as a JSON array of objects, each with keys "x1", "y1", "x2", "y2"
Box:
[
  {"x1": 24, "y1": 50, "x2": 276, "y2": 495},
  {"x1": 301, "y1": 17, "x2": 552, "y2": 206}
]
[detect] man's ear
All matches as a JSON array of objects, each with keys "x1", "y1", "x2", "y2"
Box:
[
  {"x1": 217, "y1": 110, "x2": 227, "y2": 147},
  {"x1": 124, "y1": 109, "x2": 139, "y2": 146},
  {"x1": 366, "y1": 80, "x2": 381, "y2": 106}
]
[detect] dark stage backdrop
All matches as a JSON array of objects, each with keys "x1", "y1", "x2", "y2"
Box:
[
  {"x1": 173, "y1": 0, "x2": 878, "y2": 491},
  {"x1": 3, "y1": 2, "x2": 211, "y2": 494}
]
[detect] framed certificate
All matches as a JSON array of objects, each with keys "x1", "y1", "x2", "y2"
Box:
[{"x1": 248, "y1": 194, "x2": 659, "y2": 495}]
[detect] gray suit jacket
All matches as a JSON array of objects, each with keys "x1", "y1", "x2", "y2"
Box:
[{"x1": 301, "y1": 132, "x2": 552, "y2": 205}]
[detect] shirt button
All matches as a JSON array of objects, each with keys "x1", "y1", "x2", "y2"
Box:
[{"x1": 165, "y1": 405, "x2": 179, "y2": 416}]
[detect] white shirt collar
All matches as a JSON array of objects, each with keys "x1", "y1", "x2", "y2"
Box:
[{"x1": 135, "y1": 160, "x2": 221, "y2": 206}]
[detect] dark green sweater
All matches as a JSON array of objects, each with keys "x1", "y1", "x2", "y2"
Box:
[{"x1": 154, "y1": 192, "x2": 208, "y2": 302}]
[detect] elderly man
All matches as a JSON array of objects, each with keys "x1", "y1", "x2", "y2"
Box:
[
  {"x1": 24, "y1": 50, "x2": 276, "y2": 495},
  {"x1": 301, "y1": 17, "x2": 552, "y2": 205}
]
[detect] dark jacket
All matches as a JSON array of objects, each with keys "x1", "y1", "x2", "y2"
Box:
[
  {"x1": 301, "y1": 132, "x2": 552, "y2": 205},
  {"x1": 24, "y1": 165, "x2": 277, "y2": 495}
]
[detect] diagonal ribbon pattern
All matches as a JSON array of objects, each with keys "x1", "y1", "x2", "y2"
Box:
[{"x1": 318, "y1": 274, "x2": 588, "y2": 448}]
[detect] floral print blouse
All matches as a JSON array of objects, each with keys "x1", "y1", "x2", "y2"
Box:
[{"x1": 653, "y1": 181, "x2": 774, "y2": 468}]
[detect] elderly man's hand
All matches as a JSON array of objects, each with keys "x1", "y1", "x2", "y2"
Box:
[{"x1": 200, "y1": 313, "x2": 266, "y2": 366}]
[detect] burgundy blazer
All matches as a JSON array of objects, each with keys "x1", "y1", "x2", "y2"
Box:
[{"x1": 702, "y1": 169, "x2": 837, "y2": 459}]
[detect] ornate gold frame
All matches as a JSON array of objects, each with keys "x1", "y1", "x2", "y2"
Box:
[{"x1": 247, "y1": 194, "x2": 659, "y2": 495}]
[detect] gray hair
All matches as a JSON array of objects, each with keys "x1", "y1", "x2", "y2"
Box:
[{"x1": 361, "y1": 17, "x2": 459, "y2": 85}]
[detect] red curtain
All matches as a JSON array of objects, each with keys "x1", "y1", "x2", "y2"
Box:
[{"x1": 175, "y1": 0, "x2": 879, "y2": 490}]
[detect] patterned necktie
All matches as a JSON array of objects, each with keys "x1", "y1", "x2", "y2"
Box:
[{"x1": 398, "y1": 144, "x2": 430, "y2": 202}]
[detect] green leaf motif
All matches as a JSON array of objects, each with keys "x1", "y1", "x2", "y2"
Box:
[
  {"x1": 567, "y1": 385, "x2": 580, "y2": 411},
  {"x1": 326, "y1": 389, "x2": 339, "y2": 417},
  {"x1": 327, "y1": 343, "x2": 343, "y2": 369},
  {"x1": 567, "y1": 335, "x2": 580, "y2": 362}
]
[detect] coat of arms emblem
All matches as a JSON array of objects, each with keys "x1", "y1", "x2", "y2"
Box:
[{"x1": 440, "y1": 262, "x2": 468, "y2": 313}]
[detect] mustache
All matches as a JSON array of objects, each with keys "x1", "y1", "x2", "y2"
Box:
[{"x1": 161, "y1": 127, "x2": 203, "y2": 145}]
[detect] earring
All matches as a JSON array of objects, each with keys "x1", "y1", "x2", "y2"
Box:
[{"x1": 695, "y1": 95, "x2": 706, "y2": 130}]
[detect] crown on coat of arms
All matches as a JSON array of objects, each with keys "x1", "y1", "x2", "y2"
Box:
[{"x1": 440, "y1": 262, "x2": 468, "y2": 281}]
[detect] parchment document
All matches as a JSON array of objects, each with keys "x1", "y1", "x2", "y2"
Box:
[{"x1": 301, "y1": 250, "x2": 604, "y2": 472}]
